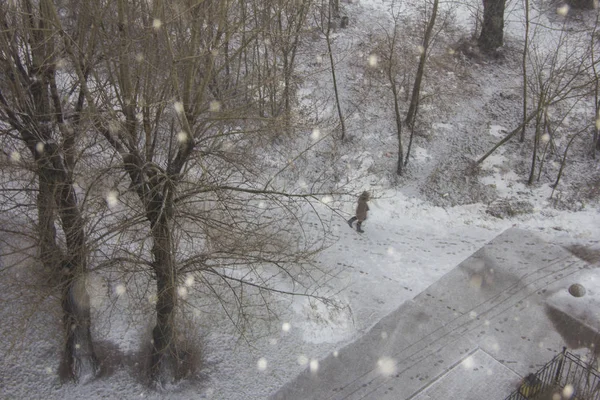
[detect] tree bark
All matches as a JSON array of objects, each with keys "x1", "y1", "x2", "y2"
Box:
[
  {"x1": 150, "y1": 217, "x2": 178, "y2": 386},
  {"x1": 326, "y1": 10, "x2": 346, "y2": 140},
  {"x1": 392, "y1": 85, "x2": 404, "y2": 175},
  {"x1": 405, "y1": 0, "x2": 438, "y2": 129},
  {"x1": 478, "y1": 0, "x2": 505, "y2": 52},
  {"x1": 37, "y1": 142, "x2": 99, "y2": 383},
  {"x1": 520, "y1": 0, "x2": 529, "y2": 143}
]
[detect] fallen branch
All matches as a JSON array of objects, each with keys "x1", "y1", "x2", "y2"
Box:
[{"x1": 476, "y1": 111, "x2": 539, "y2": 165}]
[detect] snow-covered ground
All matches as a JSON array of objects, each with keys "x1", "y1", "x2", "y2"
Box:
[{"x1": 2, "y1": 0, "x2": 600, "y2": 399}]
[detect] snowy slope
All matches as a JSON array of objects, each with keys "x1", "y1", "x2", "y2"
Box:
[{"x1": 2, "y1": 0, "x2": 600, "y2": 399}]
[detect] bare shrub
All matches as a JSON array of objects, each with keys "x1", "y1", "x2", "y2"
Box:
[{"x1": 421, "y1": 157, "x2": 498, "y2": 207}]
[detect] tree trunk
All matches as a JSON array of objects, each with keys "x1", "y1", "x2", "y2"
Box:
[
  {"x1": 520, "y1": 0, "x2": 529, "y2": 143},
  {"x1": 36, "y1": 142, "x2": 99, "y2": 383},
  {"x1": 326, "y1": 9, "x2": 346, "y2": 140},
  {"x1": 149, "y1": 217, "x2": 179, "y2": 386},
  {"x1": 392, "y1": 85, "x2": 404, "y2": 175},
  {"x1": 478, "y1": 0, "x2": 505, "y2": 52},
  {"x1": 37, "y1": 180, "x2": 62, "y2": 273},
  {"x1": 405, "y1": 0, "x2": 438, "y2": 129},
  {"x1": 528, "y1": 98, "x2": 544, "y2": 185}
]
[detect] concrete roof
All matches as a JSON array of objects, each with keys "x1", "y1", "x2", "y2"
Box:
[{"x1": 271, "y1": 228, "x2": 594, "y2": 400}]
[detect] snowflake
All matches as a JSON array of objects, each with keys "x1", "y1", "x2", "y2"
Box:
[
  {"x1": 368, "y1": 54, "x2": 378, "y2": 67},
  {"x1": 35, "y1": 142, "x2": 45, "y2": 154},
  {"x1": 174, "y1": 101, "x2": 184, "y2": 114},
  {"x1": 177, "y1": 286, "x2": 188, "y2": 298},
  {"x1": 106, "y1": 191, "x2": 119, "y2": 208},
  {"x1": 9, "y1": 151, "x2": 20, "y2": 162},
  {"x1": 311, "y1": 128, "x2": 321, "y2": 141},
  {"x1": 185, "y1": 274, "x2": 195, "y2": 287},
  {"x1": 257, "y1": 357, "x2": 268, "y2": 371},
  {"x1": 309, "y1": 359, "x2": 319, "y2": 373},
  {"x1": 377, "y1": 356, "x2": 396, "y2": 376},
  {"x1": 557, "y1": 5, "x2": 569, "y2": 17},
  {"x1": 177, "y1": 131, "x2": 189, "y2": 143}
]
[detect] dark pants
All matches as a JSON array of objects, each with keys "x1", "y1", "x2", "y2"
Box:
[{"x1": 347, "y1": 216, "x2": 364, "y2": 232}]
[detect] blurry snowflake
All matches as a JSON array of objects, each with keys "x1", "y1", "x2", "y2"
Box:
[
  {"x1": 333, "y1": 350, "x2": 339, "y2": 357},
  {"x1": 209, "y1": 100, "x2": 221, "y2": 112},
  {"x1": 282, "y1": 322, "x2": 291, "y2": 332},
  {"x1": 557, "y1": 4, "x2": 569, "y2": 16},
  {"x1": 174, "y1": 101, "x2": 184, "y2": 114},
  {"x1": 148, "y1": 294, "x2": 157, "y2": 304},
  {"x1": 136, "y1": 53, "x2": 144, "y2": 62},
  {"x1": 106, "y1": 190, "x2": 119, "y2": 209},
  {"x1": 310, "y1": 359, "x2": 319, "y2": 373},
  {"x1": 152, "y1": 19, "x2": 162, "y2": 29},
  {"x1": 381, "y1": 331, "x2": 388, "y2": 339},
  {"x1": 36, "y1": 142, "x2": 45, "y2": 154},
  {"x1": 321, "y1": 195, "x2": 333, "y2": 205},
  {"x1": 541, "y1": 133, "x2": 550, "y2": 144},
  {"x1": 461, "y1": 355, "x2": 474, "y2": 369},
  {"x1": 9, "y1": 151, "x2": 21, "y2": 162},
  {"x1": 377, "y1": 357, "x2": 396, "y2": 376},
  {"x1": 177, "y1": 131, "x2": 188, "y2": 143},
  {"x1": 75, "y1": 343, "x2": 81, "y2": 350},
  {"x1": 469, "y1": 311, "x2": 477, "y2": 319},
  {"x1": 311, "y1": 128, "x2": 321, "y2": 141},
  {"x1": 448, "y1": 47, "x2": 456, "y2": 55},
  {"x1": 45, "y1": 366, "x2": 53, "y2": 374},
  {"x1": 185, "y1": 274, "x2": 195, "y2": 287},
  {"x1": 115, "y1": 284, "x2": 126, "y2": 296},
  {"x1": 368, "y1": 54, "x2": 378, "y2": 67},
  {"x1": 297, "y1": 355, "x2": 309, "y2": 366},
  {"x1": 386, "y1": 247, "x2": 395, "y2": 255},
  {"x1": 316, "y1": 55, "x2": 323, "y2": 64},
  {"x1": 257, "y1": 357, "x2": 268, "y2": 371},
  {"x1": 563, "y1": 384, "x2": 574, "y2": 397},
  {"x1": 178, "y1": 286, "x2": 188, "y2": 298},
  {"x1": 417, "y1": 45, "x2": 425, "y2": 55}
]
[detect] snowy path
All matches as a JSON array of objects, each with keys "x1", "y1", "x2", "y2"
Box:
[{"x1": 272, "y1": 228, "x2": 592, "y2": 400}]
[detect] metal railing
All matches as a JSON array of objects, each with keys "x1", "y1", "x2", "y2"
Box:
[{"x1": 505, "y1": 348, "x2": 600, "y2": 400}]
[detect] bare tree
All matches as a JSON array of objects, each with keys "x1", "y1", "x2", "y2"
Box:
[
  {"x1": 51, "y1": 0, "x2": 342, "y2": 386},
  {"x1": 520, "y1": 0, "x2": 531, "y2": 143},
  {"x1": 478, "y1": 0, "x2": 505, "y2": 52},
  {"x1": 405, "y1": 0, "x2": 439, "y2": 129},
  {"x1": 379, "y1": 1, "x2": 408, "y2": 175},
  {"x1": 0, "y1": 0, "x2": 99, "y2": 382},
  {"x1": 317, "y1": 0, "x2": 347, "y2": 140}
]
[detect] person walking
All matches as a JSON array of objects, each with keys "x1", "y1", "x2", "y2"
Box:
[{"x1": 347, "y1": 191, "x2": 370, "y2": 233}]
